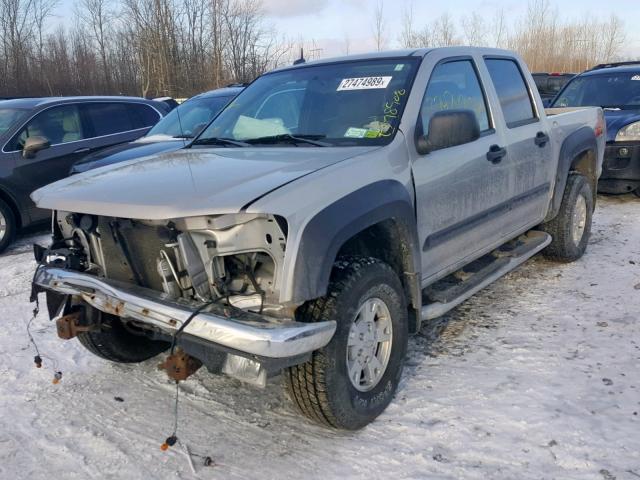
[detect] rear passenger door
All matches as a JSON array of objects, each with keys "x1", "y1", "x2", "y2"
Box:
[
  {"x1": 412, "y1": 57, "x2": 513, "y2": 280},
  {"x1": 80, "y1": 102, "x2": 161, "y2": 155},
  {"x1": 483, "y1": 57, "x2": 553, "y2": 225}
]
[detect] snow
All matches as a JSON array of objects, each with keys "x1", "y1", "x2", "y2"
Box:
[{"x1": 1, "y1": 195, "x2": 639, "y2": 480}]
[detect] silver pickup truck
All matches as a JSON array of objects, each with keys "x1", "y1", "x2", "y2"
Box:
[{"x1": 31, "y1": 47, "x2": 605, "y2": 430}]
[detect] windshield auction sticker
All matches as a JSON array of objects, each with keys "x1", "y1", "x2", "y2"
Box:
[{"x1": 337, "y1": 76, "x2": 392, "y2": 91}]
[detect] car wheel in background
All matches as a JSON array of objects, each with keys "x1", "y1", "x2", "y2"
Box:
[
  {"x1": 0, "y1": 198, "x2": 16, "y2": 254},
  {"x1": 541, "y1": 173, "x2": 594, "y2": 262}
]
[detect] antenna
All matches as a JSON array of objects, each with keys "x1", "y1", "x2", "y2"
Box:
[{"x1": 293, "y1": 48, "x2": 306, "y2": 65}]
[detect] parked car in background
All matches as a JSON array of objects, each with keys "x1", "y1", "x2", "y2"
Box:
[
  {"x1": 532, "y1": 72, "x2": 575, "y2": 103},
  {"x1": 551, "y1": 61, "x2": 640, "y2": 196},
  {"x1": 32, "y1": 47, "x2": 604, "y2": 430},
  {"x1": 70, "y1": 86, "x2": 244, "y2": 174},
  {"x1": 0, "y1": 96, "x2": 170, "y2": 252}
]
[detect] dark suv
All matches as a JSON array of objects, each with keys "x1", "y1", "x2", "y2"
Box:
[
  {"x1": 551, "y1": 62, "x2": 640, "y2": 196},
  {"x1": 532, "y1": 72, "x2": 575, "y2": 102},
  {"x1": 0, "y1": 96, "x2": 169, "y2": 252},
  {"x1": 70, "y1": 86, "x2": 244, "y2": 174}
]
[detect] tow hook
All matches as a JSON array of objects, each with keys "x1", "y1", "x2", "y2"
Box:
[
  {"x1": 56, "y1": 310, "x2": 96, "y2": 340},
  {"x1": 158, "y1": 349, "x2": 202, "y2": 381}
]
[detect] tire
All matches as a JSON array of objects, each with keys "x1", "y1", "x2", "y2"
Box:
[
  {"x1": 285, "y1": 256, "x2": 408, "y2": 430},
  {"x1": 634, "y1": 188, "x2": 640, "y2": 198},
  {"x1": 0, "y1": 198, "x2": 16, "y2": 254},
  {"x1": 77, "y1": 305, "x2": 169, "y2": 363},
  {"x1": 541, "y1": 173, "x2": 593, "y2": 262}
]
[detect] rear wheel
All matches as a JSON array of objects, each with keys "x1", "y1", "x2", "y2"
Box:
[
  {"x1": 541, "y1": 173, "x2": 593, "y2": 262},
  {"x1": 0, "y1": 198, "x2": 16, "y2": 254},
  {"x1": 285, "y1": 256, "x2": 408, "y2": 430},
  {"x1": 76, "y1": 305, "x2": 169, "y2": 363}
]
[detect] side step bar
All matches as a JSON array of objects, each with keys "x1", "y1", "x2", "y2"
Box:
[{"x1": 421, "y1": 231, "x2": 551, "y2": 320}]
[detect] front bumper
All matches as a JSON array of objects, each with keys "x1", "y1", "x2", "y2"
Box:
[
  {"x1": 34, "y1": 267, "x2": 336, "y2": 359},
  {"x1": 599, "y1": 143, "x2": 640, "y2": 193}
]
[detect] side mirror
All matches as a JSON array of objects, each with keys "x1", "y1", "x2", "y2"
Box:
[
  {"x1": 416, "y1": 110, "x2": 480, "y2": 154},
  {"x1": 23, "y1": 136, "x2": 51, "y2": 159}
]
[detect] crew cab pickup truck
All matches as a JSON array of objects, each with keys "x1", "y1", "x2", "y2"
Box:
[{"x1": 31, "y1": 47, "x2": 605, "y2": 430}]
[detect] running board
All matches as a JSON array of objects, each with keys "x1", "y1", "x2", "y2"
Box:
[{"x1": 421, "y1": 231, "x2": 551, "y2": 320}]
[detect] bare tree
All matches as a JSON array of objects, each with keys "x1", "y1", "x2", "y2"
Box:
[{"x1": 371, "y1": 0, "x2": 386, "y2": 51}]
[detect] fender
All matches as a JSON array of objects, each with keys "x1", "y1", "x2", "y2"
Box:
[
  {"x1": 545, "y1": 126, "x2": 597, "y2": 222},
  {"x1": 291, "y1": 180, "x2": 421, "y2": 306}
]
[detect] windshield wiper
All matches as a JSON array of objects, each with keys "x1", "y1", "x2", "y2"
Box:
[
  {"x1": 245, "y1": 134, "x2": 330, "y2": 147},
  {"x1": 172, "y1": 134, "x2": 194, "y2": 139},
  {"x1": 191, "y1": 137, "x2": 250, "y2": 147}
]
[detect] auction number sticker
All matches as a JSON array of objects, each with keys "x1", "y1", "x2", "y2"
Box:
[{"x1": 337, "y1": 76, "x2": 392, "y2": 91}]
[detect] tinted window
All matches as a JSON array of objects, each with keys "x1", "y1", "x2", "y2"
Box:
[
  {"x1": 485, "y1": 59, "x2": 536, "y2": 127},
  {"x1": 0, "y1": 107, "x2": 28, "y2": 135},
  {"x1": 419, "y1": 60, "x2": 490, "y2": 135},
  {"x1": 127, "y1": 103, "x2": 160, "y2": 129},
  {"x1": 84, "y1": 103, "x2": 133, "y2": 137},
  {"x1": 552, "y1": 73, "x2": 640, "y2": 108},
  {"x1": 14, "y1": 105, "x2": 83, "y2": 150}
]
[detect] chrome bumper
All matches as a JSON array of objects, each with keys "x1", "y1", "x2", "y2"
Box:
[{"x1": 34, "y1": 267, "x2": 336, "y2": 358}]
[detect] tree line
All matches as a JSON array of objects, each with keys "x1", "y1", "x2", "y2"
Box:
[
  {"x1": 0, "y1": 0, "x2": 631, "y2": 99},
  {"x1": 394, "y1": 0, "x2": 627, "y2": 73},
  {"x1": 0, "y1": 0, "x2": 290, "y2": 98}
]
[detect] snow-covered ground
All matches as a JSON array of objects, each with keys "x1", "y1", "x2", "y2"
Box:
[{"x1": 1, "y1": 195, "x2": 639, "y2": 480}]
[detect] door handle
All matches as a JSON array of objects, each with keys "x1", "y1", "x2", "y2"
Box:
[
  {"x1": 73, "y1": 147, "x2": 90, "y2": 154},
  {"x1": 534, "y1": 131, "x2": 549, "y2": 147},
  {"x1": 486, "y1": 145, "x2": 507, "y2": 164}
]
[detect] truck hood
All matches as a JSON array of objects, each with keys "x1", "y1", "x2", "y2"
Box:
[
  {"x1": 604, "y1": 108, "x2": 640, "y2": 142},
  {"x1": 32, "y1": 146, "x2": 378, "y2": 219}
]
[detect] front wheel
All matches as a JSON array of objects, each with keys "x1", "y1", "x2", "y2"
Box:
[
  {"x1": 285, "y1": 256, "x2": 408, "y2": 430},
  {"x1": 541, "y1": 173, "x2": 594, "y2": 262}
]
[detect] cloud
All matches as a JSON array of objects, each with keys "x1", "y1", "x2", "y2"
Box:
[{"x1": 262, "y1": 0, "x2": 330, "y2": 17}]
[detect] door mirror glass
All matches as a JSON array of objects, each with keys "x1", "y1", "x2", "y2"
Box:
[
  {"x1": 417, "y1": 110, "x2": 480, "y2": 154},
  {"x1": 23, "y1": 136, "x2": 51, "y2": 158}
]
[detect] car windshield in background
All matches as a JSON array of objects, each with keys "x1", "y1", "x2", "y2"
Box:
[
  {"x1": 553, "y1": 73, "x2": 640, "y2": 108},
  {"x1": 194, "y1": 58, "x2": 420, "y2": 147},
  {"x1": 0, "y1": 108, "x2": 28, "y2": 135},
  {"x1": 147, "y1": 95, "x2": 233, "y2": 139}
]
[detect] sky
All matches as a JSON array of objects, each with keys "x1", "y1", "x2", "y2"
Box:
[{"x1": 52, "y1": 0, "x2": 640, "y2": 59}]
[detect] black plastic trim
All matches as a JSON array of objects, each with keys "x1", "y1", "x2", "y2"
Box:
[
  {"x1": 291, "y1": 180, "x2": 420, "y2": 304},
  {"x1": 423, "y1": 182, "x2": 551, "y2": 251}
]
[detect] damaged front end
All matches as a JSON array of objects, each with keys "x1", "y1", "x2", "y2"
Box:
[{"x1": 32, "y1": 211, "x2": 336, "y2": 386}]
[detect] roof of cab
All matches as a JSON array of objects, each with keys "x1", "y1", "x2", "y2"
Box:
[{"x1": 270, "y1": 46, "x2": 521, "y2": 74}]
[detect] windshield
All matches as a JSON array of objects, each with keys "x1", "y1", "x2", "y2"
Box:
[
  {"x1": 0, "y1": 107, "x2": 28, "y2": 135},
  {"x1": 195, "y1": 58, "x2": 420, "y2": 147},
  {"x1": 552, "y1": 73, "x2": 640, "y2": 108},
  {"x1": 147, "y1": 95, "x2": 234, "y2": 138}
]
